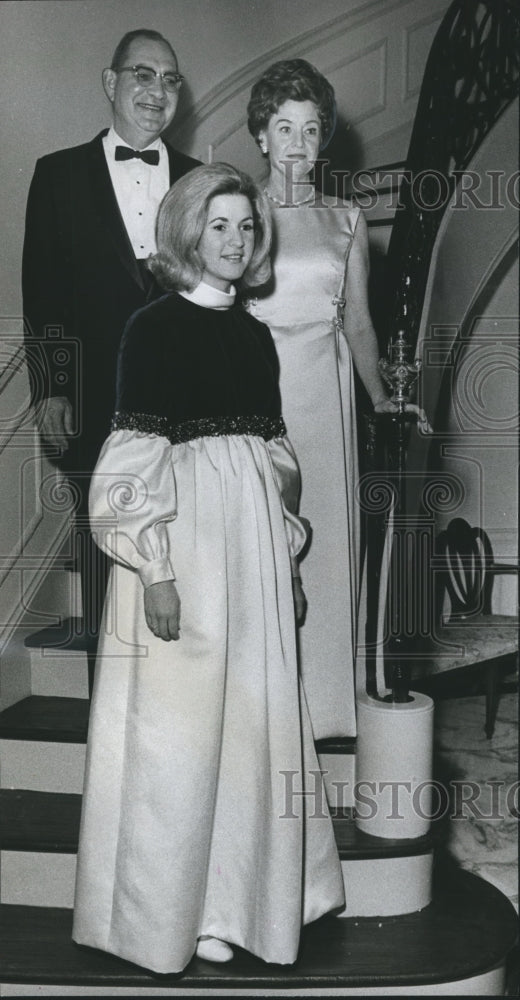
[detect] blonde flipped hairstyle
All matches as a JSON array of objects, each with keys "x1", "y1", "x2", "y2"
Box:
[{"x1": 148, "y1": 163, "x2": 272, "y2": 292}]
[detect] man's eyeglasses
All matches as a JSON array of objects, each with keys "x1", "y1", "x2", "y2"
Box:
[{"x1": 118, "y1": 65, "x2": 184, "y2": 93}]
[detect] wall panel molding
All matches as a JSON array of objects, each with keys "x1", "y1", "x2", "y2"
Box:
[
  {"x1": 172, "y1": 0, "x2": 451, "y2": 175},
  {"x1": 174, "y1": 0, "x2": 414, "y2": 138},
  {"x1": 325, "y1": 38, "x2": 388, "y2": 125}
]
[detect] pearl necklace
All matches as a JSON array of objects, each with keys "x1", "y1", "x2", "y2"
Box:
[{"x1": 264, "y1": 188, "x2": 315, "y2": 208}]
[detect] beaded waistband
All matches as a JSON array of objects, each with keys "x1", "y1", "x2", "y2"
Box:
[{"x1": 112, "y1": 410, "x2": 287, "y2": 445}]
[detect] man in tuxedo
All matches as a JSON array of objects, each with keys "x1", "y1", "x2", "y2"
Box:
[{"x1": 22, "y1": 28, "x2": 200, "y2": 648}]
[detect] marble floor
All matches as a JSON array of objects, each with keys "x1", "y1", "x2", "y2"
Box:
[{"x1": 432, "y1": 690, "x2": 518, "y2": 911}]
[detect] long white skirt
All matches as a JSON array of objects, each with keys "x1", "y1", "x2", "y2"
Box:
[{"x1": 72, "y1": 434, "x2": 344, "y2": 973}]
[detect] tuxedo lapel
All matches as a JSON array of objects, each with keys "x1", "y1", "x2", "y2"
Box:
[
  {"x1": 166, "y1": 142, "x2": 176, "y2": 184},
  {"x1": 165, "y1": 142, "x2": 198, "y2": 185},
  {"x1": 165, "y1": 142, "x2": 183, "y2": 186},
  {"x1": 86, "y1": 132, "x2": 144, "y2": 291}
]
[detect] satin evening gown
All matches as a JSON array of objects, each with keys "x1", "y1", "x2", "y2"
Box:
[
  {"x1": 247, "y1": 201, "x2": 363, "y2": 740},
  {"x1": 72, "y1": 284, "x2": 345, "y2": 974}
]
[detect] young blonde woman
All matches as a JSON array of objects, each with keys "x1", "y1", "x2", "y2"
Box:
[{"x1": 72, "y1": 163, "x2": 344, "y2": 974}]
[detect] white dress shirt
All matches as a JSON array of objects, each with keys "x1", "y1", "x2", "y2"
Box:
[{"x1": 103, "y1": 126, "x2": 170, "y2": 259}]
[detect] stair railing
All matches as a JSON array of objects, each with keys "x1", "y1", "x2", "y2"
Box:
[
  {"x1": 362, "y1": 0, "x2": 519, "y2": 702},
  {"x1": 386, "y1": 0, "x2": 519, "y2": 354}
]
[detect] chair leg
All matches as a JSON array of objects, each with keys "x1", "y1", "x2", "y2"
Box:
[{"x1": 484, "y1": 662, "x2": 499, "y2": 739}]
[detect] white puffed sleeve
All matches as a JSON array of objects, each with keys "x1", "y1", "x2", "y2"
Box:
[
  {"x1": 89, "y1": 430, "x2": 177, "y2": 589},
  {"x1": 267, "y1": 435, "x2": 309, "y2": 576}
]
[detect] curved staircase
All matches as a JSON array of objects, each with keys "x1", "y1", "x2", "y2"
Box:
[
  {"x1": 1, "y1": 0, "x2": 518, "y2": 994},
  {"x1": 0, "y1": 583, "x2": 517, "y2": 995}
]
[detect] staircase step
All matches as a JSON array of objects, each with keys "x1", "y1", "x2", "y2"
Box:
[
  {"x1": 0, "y1": 790, "x2": 81, "y2": 853},
  {"x1": 0, "y1": 697, "x2": 89, "y2": 791},
  {"x1": 332, "y1": 810, "x2": 433, "y2": 859},
  {"x1": 0, "y1": 697, "x2": 89, "y2": 743},
  {"x1": 0, "y1": 696, "x2": 89, "y2": 743},
  {"x1": 316, "y1": 736, "x2": 357, "y2": 809},
  {"x1": 1, "y1": 848, "x2": 433, "y2": 917},
  {"x1": 315, "y1": 737, "x2": 357, "y2": 754},
  {"x1": 1, "y1": 740, "x2": 86, "y2": 793},
  {"x1": 29, "y1": 567, "x2": 83, "y2": 620},
  {"x1": 29, "y1": 647, "x2": 89, "y2": 699},
  {"x1": 0, "y1": 789, "x2": 434, "y2": 860},
  {"x1": 0, "y1": 790, "x2": 435, "y2": 915},
  {"x1": 1, "y1": 853, "x2": 77, "y2": 909},
  {"x1": 25, "y1": 619, "x2": 96, "y2": 654},
  {"x1": 0, "y1": 696, "x2": 356, "y2": 802},
  {"x1": 0, "y1": 866, "x2": 517, "y2": 994}
]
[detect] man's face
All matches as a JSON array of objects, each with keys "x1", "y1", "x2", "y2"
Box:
[{"x1": 103, "y1": 37, "x2": 180, "y2": 149}]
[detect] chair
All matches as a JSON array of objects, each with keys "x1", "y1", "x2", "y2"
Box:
[{"x1": 412, "y1": 518, "x2": 518, "y2": 738}]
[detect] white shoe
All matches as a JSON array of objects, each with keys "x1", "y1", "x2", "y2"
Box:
[{"x1": 196, "y1": 935, "x2": 233, "y2": 962}]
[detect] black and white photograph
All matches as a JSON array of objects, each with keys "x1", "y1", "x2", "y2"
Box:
[{"x1": 0, "y1": 0, "x2": 518, "y2": 995}]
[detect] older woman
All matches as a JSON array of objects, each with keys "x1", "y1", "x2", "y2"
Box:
[
  {"x1": 247, "y1": 59, "x2": 401, "y2": 741},
  {"x1": 72, "y1": 163, "x2": 344, "y2": 974}
]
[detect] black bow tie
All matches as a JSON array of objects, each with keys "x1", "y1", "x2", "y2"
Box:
[{"x1": 115, "y1": 145, "x2": 159, "y2": 165}]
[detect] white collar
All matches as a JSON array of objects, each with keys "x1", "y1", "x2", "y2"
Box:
[
  {"x1": 179, "y1": 281, "x2": 236, "y2": 310},
  {"x1": 105, "y1": 125, "x2": 163, "y2": 155}
]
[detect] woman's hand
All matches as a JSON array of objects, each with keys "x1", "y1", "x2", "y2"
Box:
[
  {"x1": 292, "y1": 576, "x2": 307, "y2": 626},
  {"x1": 144, "y1": 580, "x2": 181, "y2": 641},
  {"x1": 373, "y1": 398, "x2": 433, "y2": 434}
]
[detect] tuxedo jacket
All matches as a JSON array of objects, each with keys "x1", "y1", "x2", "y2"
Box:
[{"x1": 22, "y1": 129, "x2": 200, "y2": 476}]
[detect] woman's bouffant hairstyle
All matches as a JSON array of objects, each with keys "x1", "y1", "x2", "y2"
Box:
[
  {"x1": 148, "y1": 163, "x2": 272, "y2": 292},
  {"x1": 247, "y1": 58, "x2": 336, "y2": 150}
]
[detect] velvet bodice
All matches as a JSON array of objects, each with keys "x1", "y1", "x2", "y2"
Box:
[{"x1": 113, "y1": 291, "x2": 285, "y2": 444}]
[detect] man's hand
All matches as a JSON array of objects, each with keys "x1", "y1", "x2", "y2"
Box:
[
  {"x1": 37, "y1": 396, "x2": 74, "y2": 450},
  {"x1": 292, "y1": 576, "x2": 307, "y2": 626},
  {"x1": 144, "y1": 580, "x2": 181, "y2": 641}
]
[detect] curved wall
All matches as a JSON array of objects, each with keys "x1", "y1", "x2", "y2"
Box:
[{"x1": 409, "y1": 100, "x2": 519, "y2": 614}]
